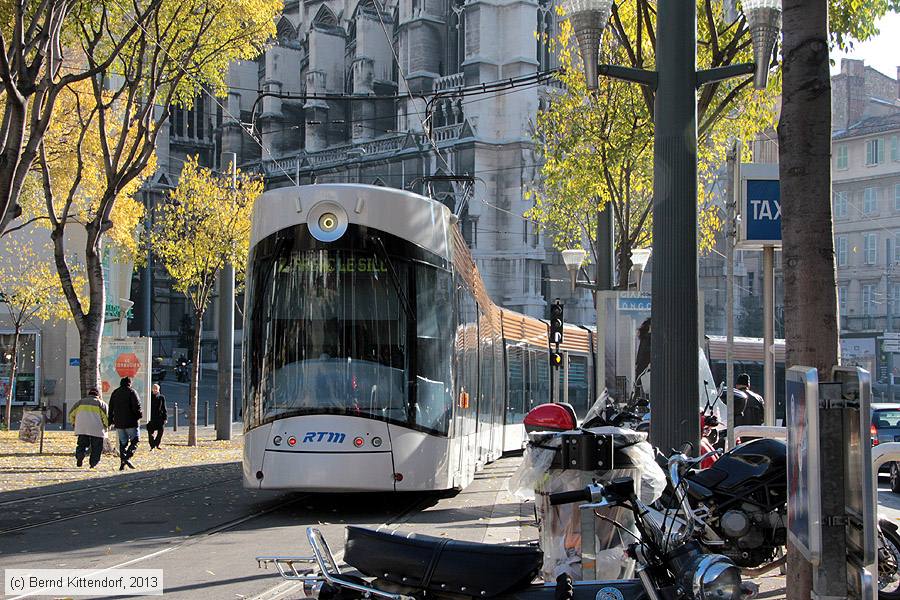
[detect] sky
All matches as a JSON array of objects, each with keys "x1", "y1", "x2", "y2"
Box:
[{"x1": 829, "y1": 12, "x2": 900, "y2": 79}]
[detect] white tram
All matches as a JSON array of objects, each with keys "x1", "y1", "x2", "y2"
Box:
[{"x1": 242, "y1": 184, "x2": 596, "y2": 492}]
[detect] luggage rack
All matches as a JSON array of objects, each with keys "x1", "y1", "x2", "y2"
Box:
[{"x1": 256, "y1": 527, "x2": 416, "y2": 600}]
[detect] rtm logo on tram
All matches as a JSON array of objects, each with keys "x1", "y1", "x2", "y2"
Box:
[{"x1": 303, "y1": 431, "x2": 346, "y2": 443}]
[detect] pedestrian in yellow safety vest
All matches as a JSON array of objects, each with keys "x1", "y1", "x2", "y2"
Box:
[{"x1": 68, "y1": 388, "x2": 110, "y2": 468}]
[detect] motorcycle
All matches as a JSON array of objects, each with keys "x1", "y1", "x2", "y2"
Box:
[
  {"x1": 257, "y1": 461, "x2": 753, "y2": 600},
  {"x1": 174, "y1": 357, "x2": 189, "y2": 383}
]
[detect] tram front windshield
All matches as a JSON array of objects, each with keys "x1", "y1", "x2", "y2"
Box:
[{"x1": 245, "y1": 225, "x2": 452, "y2": 434}]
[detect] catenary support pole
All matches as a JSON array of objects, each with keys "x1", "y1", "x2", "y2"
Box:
[
  {"x1": 763, "y1": 245, "x2": 775, "y2": 425},
  {"x1": 649, "y1": 0, "x2": 700, "y2": 454},
  {"x1": 595, "y1": 203, "x2": 613, "y2": 402},
  {"x1": 726, "y1": 141, "x2": 738, "y2": 448},
  {"x1": 216, "y1": 153, "x2": 237, "y2": 441}
]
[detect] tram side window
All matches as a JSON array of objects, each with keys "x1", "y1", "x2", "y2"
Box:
[
  {"x1": 528, "y1": 348, "x2": 550, "y2": 409},
  {"x1": 568, "y1": 355, "x2": 589, "y2": 418},
  {"x1": 506, "y1": 345, "x2": 527, "y2": 424},
  {"x1": 415, "y1": 265, "x2": 453, "y2": 434}
]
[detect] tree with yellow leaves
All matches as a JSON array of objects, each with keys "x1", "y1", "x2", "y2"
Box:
[
  {"x1": 0, "y1": 234, "x2": 75, "y2": 426},
  {"x1": 527, "y1": 5, "x2": 780, "y2": 287},
  {"x1": 37, "y1": 0, "x2": 279, "y2": 397},
  {"x1": 151, "y1": 156, "x2": 261, "y2": 446}
]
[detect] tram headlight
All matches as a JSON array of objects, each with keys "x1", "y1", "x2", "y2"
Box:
[
  {"x1": 690, "y1": 556, "x2": 742, "y2": 600},
  {"x1": 318, "y1": 212, "x2": 338, "y2": 232},
  {"x1": 353, "y1": 437, "x2": 365, "y2": 447},
  {"x1": 288, "y1": 436, "x2": 297, "y2": 447},
  {"x1": 308, "y1": 202, "x2": 348, "y2": 242},
  {"x1": 372, "y1": 437, "x2": 383, "y2": 447},
  {"x1": 273, "y1": 435, "x2": 283, "y2": 446}
]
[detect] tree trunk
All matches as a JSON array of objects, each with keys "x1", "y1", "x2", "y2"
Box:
[
  {"x1": 4, "y1": 327, "x2": 20, "y2": 427},
  {"x1": 79, "y1": 229, "x2": 106, "y2": 397},
  {"x1": 777, "y1": 0, "x2": 836, "y2": 597},
  {"x1": 616, "y1": 239, "x2": 633, "y2": 291},
  {"x1": 188, "y1": 312, "x2": 203, "y2": 446}
]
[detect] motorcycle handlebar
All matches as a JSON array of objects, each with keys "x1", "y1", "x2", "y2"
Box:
[{"x1": 549, "y1": 488, "x2": 594, "y2": 506}]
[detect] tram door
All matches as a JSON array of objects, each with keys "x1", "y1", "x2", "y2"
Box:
[
  {"x1": 462, "y1": 322, "x2": 479, "y2": 484},
  {"x1": 491, "y1": 330, "x2": 505, "y2": 460},
  {"x1": 476, "y1": 320, "x2": 494, "y2": 469}
]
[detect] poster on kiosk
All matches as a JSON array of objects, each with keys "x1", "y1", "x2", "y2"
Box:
[
  {"x1": 100, "y1": 337, "x2": 152, "y2": 420},
  {"x1": 786, "y1": 366, "x2": 821, "y2": 564}
]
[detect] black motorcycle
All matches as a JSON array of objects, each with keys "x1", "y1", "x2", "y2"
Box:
[
  {"x1": 662, "y1": 438, "x2": 787, "y2": 570},
  {"x1": 174, "y1": 357, "x2": 189, "y2": 383},
  {"x1": 257, "y1": 473, "x2": 752, "y2": 600}
]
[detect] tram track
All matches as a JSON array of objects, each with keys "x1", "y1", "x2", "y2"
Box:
[
  {"x1": 0, "y1": 465, "x2": 234, "y2": 508},
  {"x1": 0, "y1": 475, "x2": 241, "y2": 535}
]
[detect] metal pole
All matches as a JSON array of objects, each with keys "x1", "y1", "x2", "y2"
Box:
[
  {"x1": 216, "y1": 153, "x2": 236, "y2": 441},
  {"x1": 563, "y1": 350, "x2": 570, "y2": 405},
  {"x1": 763, "y1": 245, "x2": 775, "y2": 425},
  {"x1": 726, "y1": 141, "x2": 738, "y2": 448},
  {"x1": 140, "y1": 195, "x2": 153, "y2": 338},
  {"x1": 649, "y1": 0, "x2": 700, "y2": 454},
  {"x1": 173, "y1": 402, "x2": 178, "y2": 431},
  {"x1": 594, "y1": 201, "x2": 613, "y2": 404}
]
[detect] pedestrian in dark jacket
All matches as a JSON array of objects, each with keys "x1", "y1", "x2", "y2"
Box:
[
  {"x1": 147, "y1": 383, "x2": 168, "y2": 450},
  {"x1": 108, "y1": 377, "x2": 143, "y2": 470},
  {"x1": 68, "y1": 388, "x2": 109, "y2": 468}
]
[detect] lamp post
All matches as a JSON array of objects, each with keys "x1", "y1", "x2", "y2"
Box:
[
  {"x1": 561, "y1": 0, "x2": 781, "y2": 452},
  {"x1": 630, "y1": 248, "x2": 652, "y2": 292},
  {"x1": 561, "y1": 247, "x2": 605, "y2": 408}
]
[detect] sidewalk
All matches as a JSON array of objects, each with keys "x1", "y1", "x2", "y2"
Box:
[
  {"x1": 437, "y1": 455, "x2": 787, "y2": 599},
  {"x1": 0, "y1": 425, "x2": 242, "y2": 494}
]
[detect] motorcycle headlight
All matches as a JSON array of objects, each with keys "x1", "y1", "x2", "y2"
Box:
[{"x1": 691, "y1": 555, "x2": 743, "y2": 600}]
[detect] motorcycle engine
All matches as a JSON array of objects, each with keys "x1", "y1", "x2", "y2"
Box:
[{"x1": 712, "y1": 506, "x2": 785, "y2": 568}]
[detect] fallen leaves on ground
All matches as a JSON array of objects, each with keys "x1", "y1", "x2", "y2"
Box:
[{"x1": 0, "y1": 429, "x2": 242, "y2": 493}]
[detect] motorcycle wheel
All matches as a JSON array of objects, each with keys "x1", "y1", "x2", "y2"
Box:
[{"x1": 879, "y1": 523, "x2": 900, "y2": 599}]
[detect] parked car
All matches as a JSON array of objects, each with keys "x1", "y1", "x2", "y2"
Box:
[
  {"x1": 151, "y1": 357, "x2": 167, "y2": 383},
  {"x1": 871, "y1": 403, "x2": 900, "y2": 490}
]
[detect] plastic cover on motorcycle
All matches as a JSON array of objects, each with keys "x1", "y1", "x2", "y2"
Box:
[{"x1": 508, "y1": 426, "x2": 666, "y2": 582}]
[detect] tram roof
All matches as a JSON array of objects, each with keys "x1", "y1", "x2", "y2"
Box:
[{"x1": 250, "y1": 184, "x2": 454, "y2": 261}]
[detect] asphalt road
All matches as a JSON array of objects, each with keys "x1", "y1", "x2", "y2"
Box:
[
  {"x1": 0, "y1": 461, "x2": 444, "y2": 600},
  {"x1": 158, "y1": 370, "x2": 243, "y2": 427}
]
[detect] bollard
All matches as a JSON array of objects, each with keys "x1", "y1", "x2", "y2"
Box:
[
  {"x1": 62, "y1": 402, "x2": 67, "y2": 431},
  {"x1": 204, "y1": 401, "x2": 209, "y2": 427},
  {"x1": 174, "y1": 402, "x2": 178, "y2": 431}
]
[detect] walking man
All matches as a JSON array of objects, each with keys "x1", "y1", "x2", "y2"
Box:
[
  {"x1": 68, "y1": 388, "x2": 109, "y2": 468},
  {"x1": 147, "y1": 383, "x2": 168, "y2": 450},
  {"x1": 734, "y1": 373, "x2": 765, "y2": 427},
  {"x1": 109, "y1": 377, "x2": 143, "y2": 470}
]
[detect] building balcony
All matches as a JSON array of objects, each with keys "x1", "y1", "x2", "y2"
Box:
[{"x1": 434, "y1": 72, "x2": 464, "y2": 92}]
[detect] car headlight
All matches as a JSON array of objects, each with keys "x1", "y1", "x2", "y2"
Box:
[{"x1": 691, "y1": 555, "x2": 743, "y2": 600}]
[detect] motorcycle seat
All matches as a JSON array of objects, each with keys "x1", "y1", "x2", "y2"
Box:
[{"x1": 343, "y1": 526, "x2": 542, "y2": 598}]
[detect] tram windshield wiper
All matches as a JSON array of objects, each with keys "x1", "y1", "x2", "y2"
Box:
[{"x1": 371, "y1": 235, "x2": 416, "y2": 323}]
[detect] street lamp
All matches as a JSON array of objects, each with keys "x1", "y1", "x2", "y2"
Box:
[
  {"x1": 630, "y1": 248, "x2": 652, "y2": 292},
  {"x1": 559, "y1": 0, "x2": 613, "y2": 90},
  {"x1": 562, "y1": 0, "x2": 781, "y2": 452},
  {"x1": 743, "y1": 0, "x2": 782, "y2": 89},
  {"x1": 561, "y1": 248, "x2": 588, "y2": 293}
]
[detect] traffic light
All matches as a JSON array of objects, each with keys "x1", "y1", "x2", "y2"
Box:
[
  {"x1": 550, "y1": 299, "x2": 564, "y2": 345},
  {"x1": 550, "y1": 351, "x2": 563, "y2": 369}
]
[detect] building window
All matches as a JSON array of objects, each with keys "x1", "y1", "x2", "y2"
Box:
[
  {"x1": 836, "y1": 144, "x2": 848, "y2": 170},
  {"x1": 536, "y1": 0, "x2": 553, "y2": 71},
  {"x1": 837, "y1": 236, "x2": 848, "y2": 266},
  {"x1": 839, "y1": 286, "x2": 847, "y2": 315},
  {"x1": 864, "y1": 187, "x2": 878, "y2": 214},
  {"x1": 866, "y1": 138, "x2": 884, "y2": 166},
  {"x1": 895, "y1": 184, "x2": 900, "y2": 212},
  {"x1": 865, "y1": 232, "x2": 878, "y2": 265},
  {"x1": 895, "y1": 232, "x2": 900, "y2": 264},
  {"x1": 447, "y1": 0, "x2": 465, "y2": 74},
  {"x1": 863, "y1": 284, "x2": 876, "y2": 316},
  {"x1": 892, "y1": 136, "x2": 899, "y2": 162},
  {"x1": 748, "y1": 271, "x2": 755, "y2": 296},
  {"x1": 892, "y1": 284, "x2": 900, "y2": 315},
  {"x1": 834, "y1": 190, "x2": 848, "y2": 218}
]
